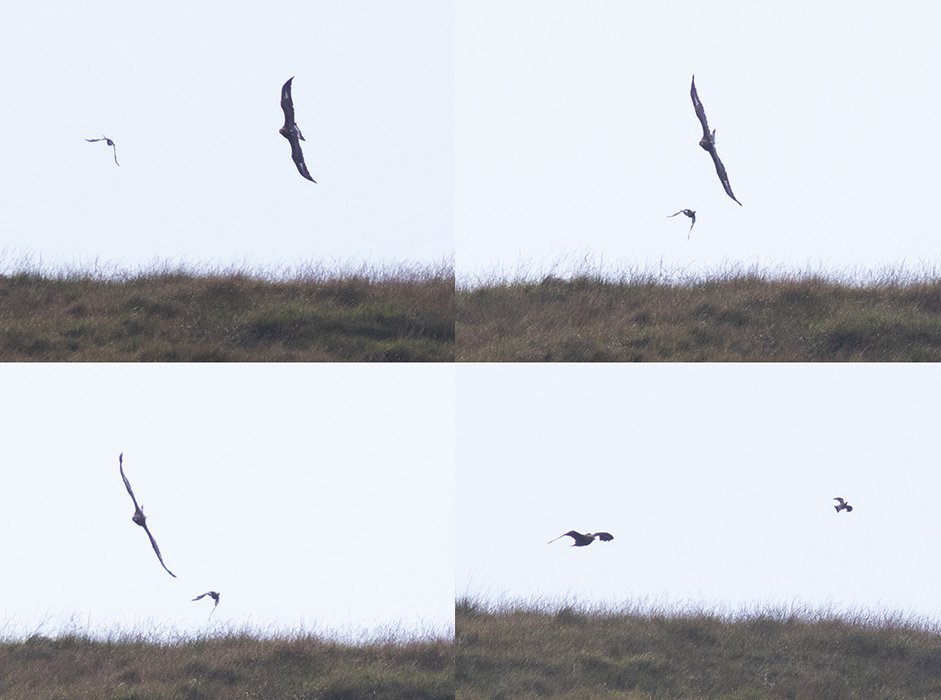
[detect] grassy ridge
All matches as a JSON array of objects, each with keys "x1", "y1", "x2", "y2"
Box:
[
  {"x1": 456, "y1": 599, "x2": 941, "y2": 699},
  {"x1": 457, "y1": 274, "x2": 941, "y2": 361},
  {"x1": 0, "y1": 632, "x2": 453, "y2": 700},
  {"x1": 0, "y1": 270, "x2": 454, "y2": 361}
]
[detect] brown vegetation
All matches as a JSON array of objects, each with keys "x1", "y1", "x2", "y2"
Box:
[
  {"x1": 0, "y1": 632, "x2": 453, "y2": 700},
  {"x1": 456, "y1": 274, "x2": 941, "y2": 361},
  {"x1": 0, "y1": 267, "x2": 454, "y2": 361},
  {"x1": 456, "y1": 598, "x2": 941, "y2": 699}
]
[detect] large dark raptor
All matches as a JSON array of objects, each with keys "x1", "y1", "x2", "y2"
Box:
[
  {"x1": 690, "y1": 75, "x2": 741, "y2": 205},
  {"x1": 279, "y1": 77, "x2": 316, "y2": 182},
  {"x1": 119, "y1": 453, "x2": 176, "y2": 578},
  {"x1": 547, "y1": 530, "x2": 615, "y2": 547}
]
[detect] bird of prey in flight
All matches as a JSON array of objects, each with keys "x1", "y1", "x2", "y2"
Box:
[
  {"x1": 279, "y1": 77, "x2": 316, "y2": 182},
  {"x1": 668, "y1": 209, "x2": 697, "y2": 238},
  {"x1": 690, "y1": 75, "x2": 741, "y2": 205},
  {"x1": 547, "y1": 530, "x2": 615, "y2": 547},
  {"x1": 119, "y1": 453, "x2": 176, "y2": 578},
  {"x1": 192, "y1": 591, "x2": 220, "y2": 618},
  {"x1": 833, "y1": 497, "x2": 854, "y2": 513},
  {"x1": 85, "y1": 136, "x2": 119, "y2": 166}
]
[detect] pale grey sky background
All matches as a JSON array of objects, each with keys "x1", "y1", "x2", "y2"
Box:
[
  {"x1": 0, "y1": 365, "x2": 454, "y2": 641},
  {"x1": 0, "y1": 1, "x2": 452, "y2": 275},
  {"x1": 457, "y1": 364, "x2": 941, "y2": 622},
  {"x1": 457, "y1": 1, "x2": 941, "y2": 284}
]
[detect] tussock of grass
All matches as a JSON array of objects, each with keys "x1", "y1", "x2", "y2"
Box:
[
  {"x1": 457, "y1": 270, "x2": 941, "y2": 361},
  {"x1": 0, "y1": 630, "x2": 454, "y2": 700},
  {"x1": 0, "y1": 262, "x2": 454, "y2": 361},
  {"x1": 456, "y1": 597, "x2": 941, "y2": 699}
]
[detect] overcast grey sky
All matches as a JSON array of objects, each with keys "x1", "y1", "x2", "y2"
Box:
[
  {"x1": 458, "y1": 364, "x2": 941, "y2": 622},
  {"x1": 0, "y1": 1, "x2": 452, "y2": 275},
  {"x1": 0, "y1": 365, "x2": 454, "y2": 641},
  {"x1": 457, "y1": 1, "x2": 941, "y2": 283}
]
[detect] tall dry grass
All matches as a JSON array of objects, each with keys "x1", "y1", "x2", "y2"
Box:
[
  {"x1": 0, "y1": 262, "x2": 454, "y2": 361},
  {"x1": 0, "y1": 629, "x2": 453, "y2": 699},
  {"x1": 456, "y1": 596, "x2": 941, "y2": 699},
  {"x1": 457, "y1": 271, "x2": 941, "y2": 361}
]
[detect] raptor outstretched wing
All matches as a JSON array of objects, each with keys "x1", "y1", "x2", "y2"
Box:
[
  {"x1": 690, "y1": 75, "x2": 711, "y2": 142},
  {"x1": 281, "y1": 77, "x2": 296, "y2": 128},
  {"x1": 289, "y1": 137, "x2": 315, "y2": 182},
  {"x1": 141, "y1": 521, "x2": 176, "y2": 578},
  {"x1": 119, "y1": 453, "x2": 141, "y2": 512},
  {"x1": 707, "y1": 148, "x2": 741, "y2": 205}
]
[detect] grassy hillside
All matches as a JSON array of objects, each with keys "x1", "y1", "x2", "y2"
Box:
[
  {"x1": 0, "y1": 268, "x2": 454, "y2": 361},
  {"x1": 457, "y1": 274, "x2": 941, "y2": 361},
  {"x1": 0, "y1": 632, "x2": 453, "y2": 700},
  {"x1": 456, "y1": 598, "x2": 941, "y2": 699}
]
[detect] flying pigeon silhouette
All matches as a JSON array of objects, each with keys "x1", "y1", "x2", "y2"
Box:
[
  {"x1": 833, "y1": 497, "x2": 854, "y2": 513},
  {"x1": 192, "y1": 591, "x2": 220, "y2": 618},
  {"x1": 690, "y1": 75, "x2": 741, "y2": 205},
  {"x1": 279, "y1": 77, "x2": 315, "y2": 182},
  {"x1": 85, "y1": 136, "x2": 119, "y2": 166},
  {"x1": 119, "y1": 453, "x2": 176, "y2": 578},
  {"x1": 547, "y1": 531, "x2": 614, "y2": 547},
  {"x1": 668, "y1": 209, "x2": 697, "y2": 238}
]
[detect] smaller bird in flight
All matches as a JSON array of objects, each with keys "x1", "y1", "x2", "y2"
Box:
[
  {"x1": 85, "y1": 136, "x2": 119, "y2": 166},
  {"x1": 119, "y1": 453, "x2": 176, "y2": 578},
  {"x1": 279, "y1": 77, "x2": 316, "y2": 182},
  {"x1": 192, "y1": 591, "x2": 221, "y2": 619},
  {"x1": 547, "y1": 530, "x2": 614, "y2": 547},
  {"x1": 833, "y1": 497, "x2": 854, "y2": 513},
  {"x1": 668, "y1": 209, "x2": 697, "y2": 238}
]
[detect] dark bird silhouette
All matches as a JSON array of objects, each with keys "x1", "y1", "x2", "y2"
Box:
[
  {"x1": 547, "y1": 530, "x2": 614, "y2": 547},
  {"x1": 279, "y1": 77, "x2": 315, "y2": 182},
  {"x1": 192, "y1": 591, "x2": 220, "y2": 619},
  {"x1": 119, "y1": 453, "x2": 176, "y2": 578},
  {"x1": 833, "y1": 497, "x2": 854, "y2": 513},
  {"x1": 668, "y1": 209, "x2": 697, "y2": 238},
  {"x1": 85, "y1": 135, "x2": 119, "y2": 166},
  {"x1": 690, "y1": 75, "x2": 741, "y2": 206}
]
